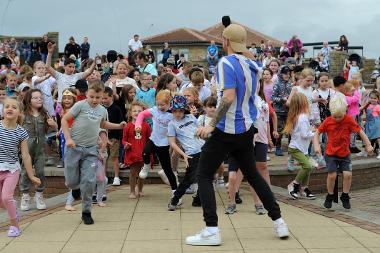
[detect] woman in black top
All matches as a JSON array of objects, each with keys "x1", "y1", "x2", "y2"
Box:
[{"x1": 335, "y1": 35, "x2": 348, "y2": 52}]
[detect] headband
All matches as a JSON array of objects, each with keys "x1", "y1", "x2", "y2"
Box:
[{"x1": 62, "y1": 90, "x2": 75, "y2": 97}]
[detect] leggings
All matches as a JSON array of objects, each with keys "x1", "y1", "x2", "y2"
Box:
[
  {"x1": 142, "y1": 140, "x2": 177, "y2": 190},
  {"x1": 0, "y1": 170, "x2": 20, "y2": 220}
]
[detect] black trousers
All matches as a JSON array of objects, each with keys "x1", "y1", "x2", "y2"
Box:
[
  {"x1": 142, "y1": 140, "x2": 177, "y2": 190},
  {"x1": 173, "y1": 153, "x2": 200, "y2": 201},
  {"x1": 197, "y1": 127, "x2": 281, "y2": 227}
]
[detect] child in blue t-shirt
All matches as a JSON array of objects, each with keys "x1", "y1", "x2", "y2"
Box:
[{"x1": 167, "y1": 95, "x2": 205, "y2": 211}]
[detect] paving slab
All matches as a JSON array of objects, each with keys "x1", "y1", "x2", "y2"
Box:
[{"x1": 0, "y1": 184, "x2": 378, "y2": 253}]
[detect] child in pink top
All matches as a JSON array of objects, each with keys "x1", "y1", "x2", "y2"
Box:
[{"x1": 344, "y1": 81, "x2": 361, "y2": 152}]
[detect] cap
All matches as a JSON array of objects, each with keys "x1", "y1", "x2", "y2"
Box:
[
  {"x1": 222, "y1": 24, "x2": 248, "y2": 53},
  {"x1": 170, "y1": 95, "x2": 189, "y2": 113},
  {"x1": 74, "y1": 79, "x2": 88, "y2": 93},
  {"x1": 166, "y1": 58, "x2": 175, "y2": 66},
  {"x1": 18, "y1": 83, "x2": 30, "y2": 92},
  {"x1": 280, "y1": 66, "x2": 291, "y2": 74}
]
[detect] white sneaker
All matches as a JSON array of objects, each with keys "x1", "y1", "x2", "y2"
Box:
[
  {"x1": 112, "y1": 177, "x2": 121, "y2": 186},
  {"x1": 309, "y1": 157, "x2": 318, "y2": 168},
  {"x1": 186, "y1": 228, "x2": 221, "y2": 246},
  {"x1": 20, "y1": 193, "x2": 30, "y2": 211},
  {"x1": 216, "y1": 179, "x2": 225, "y2": 189},
  {"x1": 356, "y1": 151, "x2": 368, "y2": 157},
  {"x1": 267, "y1": 155, "x2": 271, "y2": 161},
  {"x1": 377, "y1": 153, "x2": 380, "y2": 160},
  {"x1": 158, "y1": 169, "x2": 170, "y2": 185},
  {"x1": 139, "y1": 165, "x2": 149, "y2": 179},
  {"x1": 35, "y1": 192, "x2": 47, "y2": 210},
  {"x1": 273, "y1": 221, "x2": 289, "y2": 239}
]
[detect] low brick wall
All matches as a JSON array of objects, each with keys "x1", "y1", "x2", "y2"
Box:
[{"x1": 33, "y1": 158, "x2": 380, "y2": 197}]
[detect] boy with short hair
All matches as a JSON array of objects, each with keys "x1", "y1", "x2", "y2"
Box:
[
  {"x1": 61, "y1": 80, "x2": 126, "y2": 224},
  {"x1": 167, "y1": 95, "x2": 205, "y2": 211},
  {"x1": 46, "y1": 42, "x2": 96, "y2": 104},
  {"x1": 314, "y1": 95, "x2": 373, "y2": 210},
  {"x1": 17, "y1": 72, "x2": 32, "y2": 102},
  {"x1": 102, "y1": 87, "x2": 124, "y2": 185}
]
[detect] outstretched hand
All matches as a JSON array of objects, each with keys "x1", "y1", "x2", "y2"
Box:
[{"x1": 47, "y1": 42, "x2": 55, "y2": 53}]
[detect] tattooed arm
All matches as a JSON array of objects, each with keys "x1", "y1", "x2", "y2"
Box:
[{"x1": 197, "y1": 89, "x2": 235, "y2": 139}]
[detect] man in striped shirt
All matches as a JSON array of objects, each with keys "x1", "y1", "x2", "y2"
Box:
[{"x1": 186, "y1": 24, "x2": 289, "y2": 246}]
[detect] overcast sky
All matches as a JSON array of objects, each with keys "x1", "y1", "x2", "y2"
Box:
[{"x1": 1, "y1": 0, "x2": 379, "y2": 58}]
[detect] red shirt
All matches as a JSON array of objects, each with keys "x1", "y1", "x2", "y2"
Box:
[
  {"x1": 122, "y1": 121, "x2": 151, "y2": 166},
  {"x1": 76, "y1": 95, "x2": 86, "y2": 101},
  {"x1": 318, "y1": 115, "x2": 361, "y2": 157}
]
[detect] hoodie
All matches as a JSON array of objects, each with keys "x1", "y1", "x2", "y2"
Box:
[{"x1": 271, "y1": 74, "x2": 292, "y2": 114}]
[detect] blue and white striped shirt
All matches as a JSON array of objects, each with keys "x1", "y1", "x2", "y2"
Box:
[{"x1": 215, "y1": 54, "x2": 258, "y2": 134}]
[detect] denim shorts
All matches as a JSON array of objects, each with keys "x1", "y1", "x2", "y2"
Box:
[{"x1": 325, "y1": 155, "x2": 352, "y2": 173}]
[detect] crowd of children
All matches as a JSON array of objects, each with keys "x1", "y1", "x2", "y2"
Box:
[{"x1": 0, "y1": 35, "x2": 379, "y2": 240}]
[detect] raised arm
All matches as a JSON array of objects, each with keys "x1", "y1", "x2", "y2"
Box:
[
  {"x1": 82, "y1": 58, "x2": 96, "y2": 79},
  {"x1": 346, "y1": 90, "x2": 359, "y2": 105},
  {"x1": 46, "y1": 42, "x2": 57, "y2": 77},
  {"x1": 285, "y1": 87, "x2": 297, "y2": 106},
  {"x1": 135, "y1": 109, "x2": 153, "y2": 130}
]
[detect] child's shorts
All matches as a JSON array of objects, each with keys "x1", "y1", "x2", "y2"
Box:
[
  {"x1": 108, "y1": 139, "x2": 120, "y2": 159},
  {"x1": 228, "y1": 155, "x2": 239, "y2": 172},
  {"x1": 325, "y1": 155, "x2": 352, "y2": 173},
  {"x1": 254, "y1": 142, "x2": 268, "y2": 163}
]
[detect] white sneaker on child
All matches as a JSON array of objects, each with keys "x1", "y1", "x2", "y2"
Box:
[
  {"x1": 356, "y1": 151, "x2": 368, "y2": 157},
  {"x1": 112, "y1": 177, "x2": 121, "y2": 186},
  {"x1": 216, "y1": 178, "x2": 225, "y2": 188},
  {"x1": 158, "y1": 169, "x2": 170, "y2": 185},
  {"x1": 139, "y1": 165, "x2": 150, "y2": 179},
  {"x1": 20, "y1": 193, "x2": 30, "y2": 211},
  {"x1": 273, "y1": 220, "x2": 289, "y2": 239},
  {"x1": 186, "y1": 227, "x2": 221, "y2": 246},
  {"x1": 35, "y1": 192, "x2": 47, "y2": 210}
]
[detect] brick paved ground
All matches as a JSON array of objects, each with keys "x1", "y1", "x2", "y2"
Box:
[{"x1": 1, "y1": 185, "x2": 380, "y2": 253}]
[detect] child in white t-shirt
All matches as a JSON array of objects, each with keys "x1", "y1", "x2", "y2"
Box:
[
  {"x1": 32, "y1": 61, "x2": 57, "y2": 116},
  {"x1": 46, "y1": 42, "x2": 96, "y2": 104}
]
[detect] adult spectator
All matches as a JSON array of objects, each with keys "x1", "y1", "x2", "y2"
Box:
[
  {"x1": 265, "y1": 40, "x2": 276, "y2": 56},
  {"x1": 334, "y1": 35, "x2": 348, "y2": 52},
  {"x1": 134, "y1": 51, "x2": 158, "y2": 77},
  {"x1": 20, "y1": 40, "x2": 31, "y2": 64},
  {"x1": 64, "y1": 36, "x2": 81, "y2": 58},
  {"x1": 29, "y1": 39, "x2": 41, "y2": 64},
  {"x1": 287, "y1": 35, "x2": 303, "y2": 57},
  {"x1": 8, "y1": 38, "x2": 19, "y2": 56},
  {"x1": 80, "y1": 36, "x2": 90, "y2": 60},
  {"x1": 128, "y1": 34, "x2": 143, "y2": 66},
  {"x1": 39, "y1": 34, "x2": 49, "y2": 63},
  {"x1": 279, "y1": 41, "x2": 290, "y2": 58},
  {"x1": 206, "y1": 40, "x2": 219, "y2": 66},
  {"x1": 161, "y1": 42, "x2": 171, "y2": 65}
]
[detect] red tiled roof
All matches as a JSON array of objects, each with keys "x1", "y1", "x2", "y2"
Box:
[
  {"x1": 143, "y1": 28, "x2": 222, "y2": 45},
  {"x1": 202, "y1": 20, "x2": 282, "y2": 47}
]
